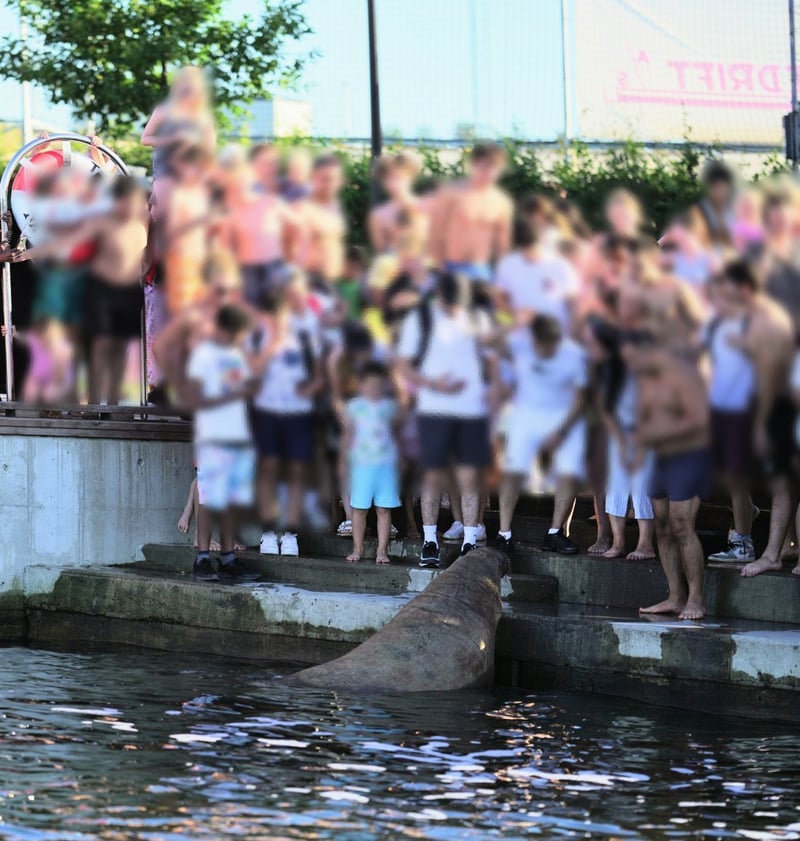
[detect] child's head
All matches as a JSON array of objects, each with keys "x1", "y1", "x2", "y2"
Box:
[
  {"x1": 344, "y1": 245, "x2": 367, "y2": 279},
  {"x1": 215, "y1": 304, "x2": 250, "y2": 345},
  {"x1": 359, "y1": 360, "x2": 390, "y2": 400}
]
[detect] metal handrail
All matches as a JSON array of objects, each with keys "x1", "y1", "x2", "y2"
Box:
[{"x1": 0, "y1": 133, "x2": 131, "y2": 402}]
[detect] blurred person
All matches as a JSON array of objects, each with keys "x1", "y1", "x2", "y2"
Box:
[
  {"x1": 632, "y1": 334, "x2": 711, "y2": 621},
  {"x1": 183, "y1": 303, "x2": 260, "y2": 582},
  {"x1": 658, "y1": 211, "x2": 716, "y2": 301},
  {"x1": 250, "y1": 142, "x2": 280, "y2": 195},
  {"x1": 703, "y1": 265, "x2": 759, "y2": 563},
  {"x1": 15, "y1": 175, "x2": 149, "y2": 405},
  {"x1": 429, "y1": 142, "x2": 513, "y2": 283},
  {"x1": 369, "y1": 151, "x2": 428, "y2": 253},
  {"x1": 494, "y1": 215, "x2": 580, "y2": 335},
  {"x1": 761, "y1": 189, "x2": 800, "y2": 338},
  {"x1": 281, "y1": 147, "x2": 313, "y2": 203},
  {"x1": 250, "y1": 273, "x2": 325, "y2": 558},
  {"x1": 694, "y1": 160, "x2": 735, "y2": 250},
  {"x1": 583, "y1": 317, "x2": 655, "y2": 561},
  {"x1": 298, "y1": 154, "x2": 346, "y2": 286},
  {"x1": 342, "y1": 361, "x2": 402, "y2": 565},
  {"x1": 162, "y1": 145, "x2": 213, "y2": 315},
  {"x1": 396, "y1": 272, "x2": 497, "y2": 566},
  {"x1": 338, "y1": 245, "x2": 367, "y2": 320},
  {"x1": 496, "y1": 314, "x2": 588, "y2": 556},
  {"x1": 731, "y1": 188, "x2": 764, "y2": 255},
  {"x1": 142, "y1": 65, "x2": 216, "y2": 214},
  {"x1": 2, "y1": 320, "x2": 74, "y2": 404},
  {"x1": 719, "y1": 259, "x2": 796, "y2": 578},
  {"x1": 153, "y1": 249, "x2": 243, "y2": 405},
  {"x1": 605, "y1": 188, "x2": 646, "y2": 240},
  {"x1": 218, "y1": 152, "x2": 304, "y2": 306},
  {"x1": 518, "y1": 194, "x2": 562, "y2": 256}
]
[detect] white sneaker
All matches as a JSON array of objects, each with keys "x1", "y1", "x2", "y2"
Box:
[
  {"x1": 708, "y1": 533, "x2": 755, "y2": 563},
  {"x1": 259, "y1": 530, "x2": 279, "y2": 555},
  {"x1": 475, "y1": 523, "x2": 487, "y2": 542},
  {"x1": 280, "y1": 532, "x2": 299, "y2": 556},
  {"x1": 443, "y1": 520, "x2": 464, "y2": 540}
]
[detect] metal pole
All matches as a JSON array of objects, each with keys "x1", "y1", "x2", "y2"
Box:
[
  {"x1": 367, "y1": 0, "x2": 382, "y2": 161},
  {"x1": 791, "y1": 0, "x2": 798, "y2": 171},
  {"x1": 0, "y1": 133, "x2": 128, "y2": 402}
]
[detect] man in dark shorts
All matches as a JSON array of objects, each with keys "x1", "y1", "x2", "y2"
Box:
[
  {"x1": 396, "y1": 272, "x2": 496, "y2": 566},
  {"x1": 625, "y1": 332, "x2": 711, "y2": 620}
]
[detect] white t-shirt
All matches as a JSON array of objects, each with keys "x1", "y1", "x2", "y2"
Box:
[
  {"x1": 186, "y1": 340, "x2": 251, "y2": 444},
  {"x1": 495, "y1": 251, "x2": 579, "y2": 333},
  {"x1": 397, "y1": 304, "x2": 491, "y2": 419},
  {"x1": 507, "y1": 330, "x2": 587, "y2": 414},
  {"x1": 252, "y1": 311, "x2": 322, "y2": 414}
]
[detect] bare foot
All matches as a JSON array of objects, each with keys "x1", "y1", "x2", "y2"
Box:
[
  {"x1": 741, "y1": 557, "x2": 783, "y2": 577},
  {"x1": 177, "y1": 511, "x2": 191, "y2": 534},
  {"x1": 210, "y1": 539, "x2": 221, "y2": 552},
  {"x1": 679, "y1": 598, "x2": 705, "y2": 621},
  {"x1": 587, "y1": 539, "x2": 612, "y2": 555},
  {"x1": 793, "y1": 562, "x2": 800, "y2": 576},
  {"x1": 375, "y1": 554, "x2": 390, "y2": 565},
  {"x1": 346, "y1": 552, "x2": 361, "y2": 564},
  {"x1": 640, "y1": 598, "x2": 685, "y2": 615},
  {"x1": 235, "y1": 541, "x2": 246, "y2": 552},
  {"x1": 627, "y1": 548, "x2": 656, "y2": 561},
  {"x1": 602, "y1": 546, "x2": 626, "y2": 559}
]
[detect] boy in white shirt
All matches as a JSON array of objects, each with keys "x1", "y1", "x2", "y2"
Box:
[{"x1": 185, "y1": 305, "x2": 260, "y2": 582}]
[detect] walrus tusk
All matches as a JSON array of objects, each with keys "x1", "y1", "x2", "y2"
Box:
[{"x1": 287, "y1": 547, "x2": 510, "y2": 693}]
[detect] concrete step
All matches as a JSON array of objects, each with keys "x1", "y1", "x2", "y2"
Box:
[
  {"x1": 25, "y1": 565, "x2": 800, "y2": 723},
  {"x1": 231, "y1": 532, "x2": 800, "y2": 626},
  {"x1": 138, "y1": 543, "x2": 557, "y2": 604},
  {"x1": 497, "y1": 602, "x2": 800, "y2": 724},
  {"x1": 511, "y1": 547, "x2": 800, "y2": 625}
]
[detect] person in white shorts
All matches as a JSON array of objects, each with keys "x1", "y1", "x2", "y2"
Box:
[
  {"x1": 185, "y1": 304, "x2": 260, "y2": 582},
  {"x1": 497, "y1": 314, "x2": 588, "y2": 555}
]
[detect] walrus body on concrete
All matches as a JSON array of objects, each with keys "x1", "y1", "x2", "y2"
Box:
[{"x1": 288, "y1": 548, "x2": 508, "y2": 693}]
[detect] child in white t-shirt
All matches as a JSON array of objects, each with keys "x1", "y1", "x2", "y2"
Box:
[
  {"x1": 343, "y1": 361, "x2": 401, "y2": 565},
  {"x1": 185, "y1": 304, "x2": 260, "y2": 582}
]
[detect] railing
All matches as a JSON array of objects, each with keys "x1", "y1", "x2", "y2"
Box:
[{"x1": 0, "y1": 403, "x2": 191, "y2": 442}]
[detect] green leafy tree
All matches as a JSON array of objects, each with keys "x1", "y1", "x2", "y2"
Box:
[{"x1": 0, "y1": 0, "x2": 311, "y2": 136}]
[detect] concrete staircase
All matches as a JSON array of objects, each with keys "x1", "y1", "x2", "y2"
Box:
[{"x1": 18, "y1": 500, "x2": 800, "y2": 723}]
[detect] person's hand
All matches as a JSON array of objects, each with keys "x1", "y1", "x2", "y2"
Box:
[
  {"x1": 88, "y1": 134, "x2": 102, "y2": 148},
  {"x1": 539, "y1": 429, "x2": 563, "y2": 460},
  {"x1": 0, "y1": 325, "x2": 16, "y2": 338},
  {"x1": 428, "y1": 375, "x2": 465, "y2": 394},
  {"x1": 754, "y1": 424, "x2": 770, "y2": 460},
  {"x1": 10, "y1": 248, "x2": 30, "y2": 263}
]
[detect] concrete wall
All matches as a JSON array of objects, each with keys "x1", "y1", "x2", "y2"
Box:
[{"x1": 0, "y1": 435, "x2": 194, "y2": 594}]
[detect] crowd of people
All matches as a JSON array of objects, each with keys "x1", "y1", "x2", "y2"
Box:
[{"x1": 4, "y1": 66, "x2": 800, "y2": 622}]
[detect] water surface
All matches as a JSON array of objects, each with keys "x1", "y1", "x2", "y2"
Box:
[{"x1": 1, "y1": 645, "x2": 799, "y2": 839}]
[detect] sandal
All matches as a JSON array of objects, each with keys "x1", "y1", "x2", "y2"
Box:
[{"x1": 337, "y1": 520, "x2": 353, "y2": 537}]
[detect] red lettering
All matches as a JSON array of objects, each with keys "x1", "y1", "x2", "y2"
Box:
[
  {"x1": 728, "y1": 63, "x2": 754, "y2": 92},
  {"x1": 692, "y1": 62, "x2": 715, "y2": 91},
  {"x1": 668, "y1": 60, "x2": 690, "y2": 91}
]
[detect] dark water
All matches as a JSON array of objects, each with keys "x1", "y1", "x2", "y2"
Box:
[{"x1": 1, "y1": 646, "x2": 799, "y2": 840}]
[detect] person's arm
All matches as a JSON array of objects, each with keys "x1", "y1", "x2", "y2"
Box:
[
  {"x1": 11, "y1": 216, "x2": 104, "y2": 263},
  {"x1": 280, "y1": 201, "x2": 307, "y2": 264},
  {"x1": 493, "y1": 195, "x2": 513, "y2": 260},
  {"x1": 540, "y1": 387, "x2": 589, "y2": 455},
  {"x1": 141, "y1": 106, "x2": 171, "y2": 148},
  {"x1": 368, "y1": 205, "x2": 386, "y2": 252},
  {"x1": 182, "y1": 376, "x2": 256, "y2": 411}
]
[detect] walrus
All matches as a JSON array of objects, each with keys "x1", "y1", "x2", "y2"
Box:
[{"x1": 288, "y1": 548, "x2": 508, "y2": 692}]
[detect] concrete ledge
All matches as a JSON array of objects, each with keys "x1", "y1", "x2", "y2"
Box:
[{"x1": 0, "y1": 591, "x2": 26, "y2": 641}]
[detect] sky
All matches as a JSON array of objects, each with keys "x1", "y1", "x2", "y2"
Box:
[{"x1": 0, "y1": 0, "x2": 794, "y2": 145}]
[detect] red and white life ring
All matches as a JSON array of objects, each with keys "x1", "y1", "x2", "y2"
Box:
[{"x1": 10, "y1": 147, "x2": 101, "y2": 246}]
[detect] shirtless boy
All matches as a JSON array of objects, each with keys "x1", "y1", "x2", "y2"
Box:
[
  {"x1": 627, "y1": 332, "x2": 711, "y2": 620},
  {"x1": 369, "y1": 152, "x2": 428, "y2": 254},
  {"x1": 429, "y1": 142, "x2": 513, "y2": 283},
  {"x1": 298, "y1": 155, "x2": 347, "y2": 285}
]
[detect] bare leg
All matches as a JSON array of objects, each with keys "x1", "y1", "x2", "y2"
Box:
[
  {"x1": 375, "y1": 507, "x2": 392, "y2": 564},
  {"x1": 499, "y1": 472, "x2": 523, "y2": 533},
  {"x1": 587, "y1": 423, "x2": 612, "y2": 553},
  {"x1": 743, "y1": 476, "x2": 791, "y2": 577},
  {"x1": 603, "y1": 514, "x2": 627, "y2": 558},
  {"x1": 105, "y1": 339, "x2": 129, "y2": 406},
  {"x1": 668, "y1": 496, "x2": 704, "y2": 620},
  {"x1": 286, "y1": 461, "x2": 306, "y2": 531},
  {"x1": 628, "y1": 518, "x2": 656, "y2": 560},
  {"x1": 338, "y1": 452, "x2": 353, "y2": 523},
  {"x1": 641, "y1": 498, "x2": 687, "y2": 615},
  {"x1": 728, "y1": 475, "x2": 753, "y2": 537},
  {"x1": 455, "y1": 465, "x2": 480, "y2": 527},
  {"x1": 421, "y1": 469, "x2": 445, "y2": 528},
  {"x1": 551, "y1": 477, "x2": 577, "y2": 532},
  {"x1": 448, "y1": 470, "x2": 462, "y2": 522},
  {"x1": 347, "y1": 507, "x2": 368, "y2": 562},
  {"x1": 220, "y1": 507, "x2": 237, "y2": 554},
  {"x1": 257, "y1": 457, "x2": 279, "y2": 524},
  {"x1": 402, "y1": 461, "x2": 420, "y2": 539},
  {"x1": 197, "y1": 504, "x2": 214, "y2": 554},
  {"x1": 89, "y1": 337, "x2": 111, "y2": 404}
]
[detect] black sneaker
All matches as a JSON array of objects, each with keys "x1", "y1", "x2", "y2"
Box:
[
  {"x1": 542, "y1": 529, "x2": 578, "y2": 555},
  {"x1": 460, "y1": 542, "x2": 476, "y2": 556},
  {"x1": 495, "y1": 534, "x2": 513, "y2": 554},
  {"x1": 192, "y1": 556, "x2": 219, "y2": 581},
  {"x1": 218, "y1": 558, "x2": 261, "y2": 581},
  {"x1": 419, "y1": 541, "x2": 440, "y2": 568}
]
